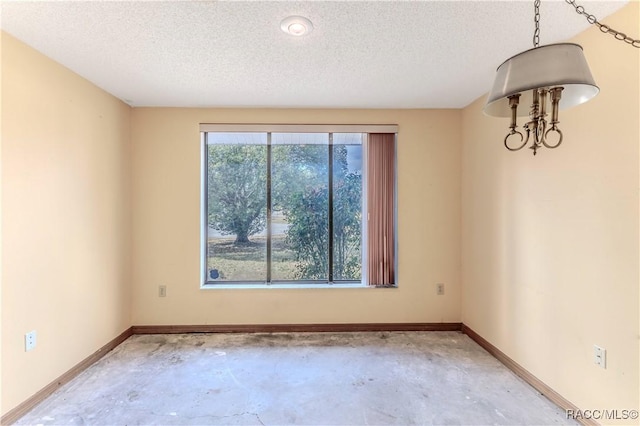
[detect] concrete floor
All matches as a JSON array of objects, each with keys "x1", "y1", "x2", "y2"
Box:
[{"x1": 16, "y1": 332, "x2": 576, "y2": 425}]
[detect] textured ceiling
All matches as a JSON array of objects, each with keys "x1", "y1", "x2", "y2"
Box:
[{"x1": 0, "y1": 0, "x2": 628, "y2": 108}]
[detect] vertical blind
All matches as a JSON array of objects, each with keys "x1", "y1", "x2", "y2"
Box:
[{"x1": 367, "y1": 133, "x2": 396, "y2": 286}]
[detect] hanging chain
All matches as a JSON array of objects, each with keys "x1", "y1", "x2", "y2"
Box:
[
  {"x1": 565, "y1": 0, "x2": 640, "y2": 48},
  {"x1": 533, "y1": 0, "x2": 541, "y2": 47}
]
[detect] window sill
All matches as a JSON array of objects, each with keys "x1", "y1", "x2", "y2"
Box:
[{"x1": 200, "y1": 282, "x2": 394, "y2": 290}]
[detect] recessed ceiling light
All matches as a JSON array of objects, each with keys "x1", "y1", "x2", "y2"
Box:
[{"x1": 280, "y1": 16, "x2": 313, "y2": 36}]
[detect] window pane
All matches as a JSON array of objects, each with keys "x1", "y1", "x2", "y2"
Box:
[
  {"x1": 206, "y1": 137, "x2": 267, "y2": 282},
  {"x1": 271, "y1": 134, "x2": 329, "y2": 280},
  {"x1": 206, "y1": 132, "x2": 266, "y2": 145},
  {"x1": 272, "y1": 133, "x2": 328, "y2": 145},
  {"x1": 333, "y1": 132, "x2": 365, "y2": 145},
  {"x1": 333, "y1": 139, "x2": 363, "y2": 281}
]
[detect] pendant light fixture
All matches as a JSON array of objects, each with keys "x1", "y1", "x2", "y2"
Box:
[{"x1": 484, "y1": 0, "x2": 639, "y2": 156}]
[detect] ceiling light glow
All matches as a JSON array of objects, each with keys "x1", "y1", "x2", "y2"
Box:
[
  {"x1": 281, "y1": 16, "x2": 313, "y2": 36},
  {"x1": 288, "y1": 23, "x2": 306, "y2": 35}
]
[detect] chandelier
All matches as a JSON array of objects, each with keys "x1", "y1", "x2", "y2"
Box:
[{"x1": 484, "y1": 0, "x2": 639, "y2": 155}]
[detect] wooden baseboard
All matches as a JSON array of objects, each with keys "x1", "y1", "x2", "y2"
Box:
[
  {"x1": 1, "y1": 327, "x2": 133, "y2": 426},
  {"x1": 4, "y1": 323, "x2": 592, "y2": 426},
  {"x1": 1, "y1": 322, "x2": 458, "y2": 424},
  {"x1": 461, "y1": 324, "x2": 598, "y2": 426},
  {"x1": 131, "y1": 322, "x2": 462, "y2": 334}
]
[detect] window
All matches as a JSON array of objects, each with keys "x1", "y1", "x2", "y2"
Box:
[{"x1": 201, "y1": 125, "x2": 397, "y2": 287}]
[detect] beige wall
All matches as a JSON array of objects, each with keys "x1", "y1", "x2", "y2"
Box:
[
  {"x1": 1, "y1": 33, "x2": 132, "y2": 415},
  {"x1": 461, "y1": 3, "x2": 639, "y2": 420},
  {"x1": 131, "y1": 108, "x2": 462, "y2": 325}
]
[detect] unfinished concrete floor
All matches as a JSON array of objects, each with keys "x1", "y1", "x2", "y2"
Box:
[{"x1": 15, "y1": 332, "x2": 576, "y2": 425}]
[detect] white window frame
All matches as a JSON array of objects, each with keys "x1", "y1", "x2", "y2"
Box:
[{"x1": 200, "y1": 124, "x2": 398, "y2": 289}]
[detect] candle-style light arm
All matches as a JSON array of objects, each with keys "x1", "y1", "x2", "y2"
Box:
[
  {"x1": 543, "y1": 87, "x2": 564, "y2": 148},
  {"x1": 504, "y1": 94, "x2": 526, "y2": 151}
]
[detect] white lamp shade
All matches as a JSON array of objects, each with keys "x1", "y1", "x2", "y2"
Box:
[{"x1": 484, "y1": 43, "x2": 599, "y2": 117}]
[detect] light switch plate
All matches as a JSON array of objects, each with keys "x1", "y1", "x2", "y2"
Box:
[{"x1": 594, "y1": 345, "x2": 606, "y2": 369}]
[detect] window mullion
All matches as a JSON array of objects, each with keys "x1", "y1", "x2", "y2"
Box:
[
  {"x1": 266, "y1": 133, "x2": 272, "y2": 284},
  {"x1": 328, "y1": 134, "x2": 334, "y2": 283},
  {"x1": 203, "y1": 132, "x2": 209, "y2": 284}
]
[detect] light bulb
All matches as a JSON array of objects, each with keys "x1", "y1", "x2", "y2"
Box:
[{"x1": 288, "y1": 23, "x2": 306, "y2": 36}]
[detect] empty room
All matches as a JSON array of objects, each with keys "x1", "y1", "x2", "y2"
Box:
[{"x1": 1, "y1": 1, "x2": 639, "y2": 425}]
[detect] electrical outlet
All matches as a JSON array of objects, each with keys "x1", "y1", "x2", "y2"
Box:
[
  {"x1": 436, "y1": 283, "x2": 445, "y2": 295},
  {"x1": 25, "y1": 331, "x2": 37, "y2": 352},
  {"x1": 159, "y1": 285, "x2": 167, "y2": 297},
  {"x1": 594, "y1": 345, "x2": 606, "y2": 369}
]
